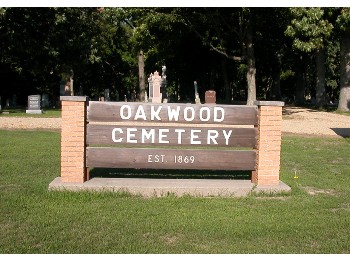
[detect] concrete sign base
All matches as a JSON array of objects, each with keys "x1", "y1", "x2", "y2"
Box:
[{"x1": 49, "y1": 177, "x2": 291, "y2": 197}]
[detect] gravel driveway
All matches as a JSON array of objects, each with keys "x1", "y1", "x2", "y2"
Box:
[
  {"x1": 282, "y1": 107, "x2": 349, "y2": 137},
  {"x1": 0, "y1": 107, "x2": 349, "y2": 137}
]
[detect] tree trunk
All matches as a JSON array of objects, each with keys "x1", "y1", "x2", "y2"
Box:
[
  {"x1": 337, "y1": 28, "x2": 350, "y2": 112},
  {"x1": 271, "y1": 54, "x2": 282, "y2": 100},
  {"x1": 271, "y1": 68, "x2": 282, "y2": 100},
  {"x1": 221, "y1": 56, "x2": 231, "y2": 103},
  {"x1": 60, "y1": 70, "x2": 74, "y2": 96},
  {"x1": 315, "y1": 48, "x2": 326, "y2": 108},
  {"x1": 295, "y1": 56, "x2": 306, "y2": 106},
  {"x1": 138, "y1": 50, "x2": 145, "y2": 102},
  {"x1": 245, "y1": 24, "x2": 256, "y2": 106}
]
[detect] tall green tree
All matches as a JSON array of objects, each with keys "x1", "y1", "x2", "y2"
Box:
[
  {"x1": 285, "y1": 7, "x2": 333, "y2": 107},
  {"x1": 336, "y1": 8, "x2": 350, "y2": 112},
  {"x1": 254, "y1": 8, "x2": 292, "y2": 101},
  {"x1": 0, "y1": 7, "x2": 135, "y2": 102},
  {"x1": 178, "y1": 8, "x2": 258, "y2": 105}
]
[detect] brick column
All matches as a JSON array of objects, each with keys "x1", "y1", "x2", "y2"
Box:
[
  {"x1": 252, "y1": 101, "x2": 284, "y2": 186},
  {"x1": 60, "y1": 96, "x2": 88, "y2": 183}
]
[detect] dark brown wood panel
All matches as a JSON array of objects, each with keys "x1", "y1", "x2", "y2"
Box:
[
  {"x1": 87, "y1": 124, "x2": 257, "y2": 148},
  {"x1": 86, "y1": 147, "x2": 256, "y2": 170},
  {"x1": 87, "y1": 101, "x2": 258, "y2": 125}
]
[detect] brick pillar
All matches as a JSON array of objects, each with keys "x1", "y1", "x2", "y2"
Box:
[
  {"x1": 252, "y1": 101, "x2": 284, "y2": 186},
  {"x1": 60, "y1": 96, "x2": 88, "y2": 183}
]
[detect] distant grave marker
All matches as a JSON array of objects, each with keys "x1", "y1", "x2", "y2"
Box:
[
  {"x1": 104, "y1": 89, "x2": 110, "y2": 101},
  {"x1": 148, "y1": 67, "x2": 167, "y2": 103},
  {"x1": 205, "y1": 90, "x2": 216, "y2": 104},
  {"x1": 148, "y1": 71, "x2": 162, "y2": 103},
  {"x1": 42, "y1": 94, "x2": 49, "y2": 108},
  {"x1": 26, "y1": 95, "x2": 42, "y2": 114},
  {"x1": 194, "y1": 81, "x2": 201, "y2": 104}
]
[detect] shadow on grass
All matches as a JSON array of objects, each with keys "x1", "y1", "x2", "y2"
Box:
[
  {"x1": 331, "y1": 128, "x2": 350, "y2": 138},
  {"x1": 90, "y1": 168, "x2": 252, "y2": 180}
]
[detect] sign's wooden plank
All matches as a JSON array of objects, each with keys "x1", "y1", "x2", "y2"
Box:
[
  {"x1": 87, "y1": 124, "x2": 257, "y2": 148},
  {"x1": 87, "y1": 102, "x2": 258, "y2": 125},
  {"x1": 86, "y1": 147, "x2": 256, "y2": 170}
]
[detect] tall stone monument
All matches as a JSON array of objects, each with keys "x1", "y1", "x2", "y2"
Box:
[{"x1": 148, "y1": 71, "x2": 162, "y2": 103}]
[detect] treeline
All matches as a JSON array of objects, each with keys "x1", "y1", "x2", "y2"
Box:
[{"x1": 0, "y1": 7, "x2": 349, "y2": 111}]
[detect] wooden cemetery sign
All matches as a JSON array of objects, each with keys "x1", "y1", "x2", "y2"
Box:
[{"x1": 59, "y1": 97, "x2": 284, "y2": 186}]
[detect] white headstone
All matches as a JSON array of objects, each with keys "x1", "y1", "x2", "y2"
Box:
[{"x1": 149, "y1": 71, "x2": 162, "y2": 103}]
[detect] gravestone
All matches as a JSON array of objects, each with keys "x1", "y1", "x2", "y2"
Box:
[
  {"x1": 104, "y1": 89, "x2": 110, "y2": 101},
  {"x1": 148, "y1": 71, "x2": 162, "y2": 103},
  {"x1": 12, "y1": 95, "x2": 17, "y2": 107},
  {"x1": 42, "y1": 94, "x2": 49, "y2": 108},
  {"x1": 60, "y1": 80, "x2": 66, "y2": 96},
  {"x1": 161, "y1": 66, "x2": 167, "y2": 103},
  {"x1": 115, "y1": 90, "x2": 119, "y2": 101},
  {"x1": 194, "y1": 81, "x2": 201, "y2": 104},
  {"x1": 26, "y1": 95, "x2": 42, "y2": 114},
  {"x1": 148, "y1": 74, "x2": 153, "y2": 101},
  {"x1": 205, "y1": 90, "x2": 216, "y2": 104},
  {"x1": 144, "y1": 90, "x2": 148, "y2": 102}
]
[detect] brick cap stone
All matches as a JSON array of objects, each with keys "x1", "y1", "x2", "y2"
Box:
[
  {"x1": 254, "y1": 101, "x2": 285, "y2": 107},
  {"x1": 60, "y1": 96, "x2": 89, "y2": 102}
]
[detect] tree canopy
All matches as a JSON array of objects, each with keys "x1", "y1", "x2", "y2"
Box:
[{"x1": 0, "y1": 7, "x2": 349, "y2": 111}]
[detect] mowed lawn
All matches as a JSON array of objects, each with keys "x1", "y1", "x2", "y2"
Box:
[{"x1": 0, "y1": 129, "x2": 349, "y2": 254}]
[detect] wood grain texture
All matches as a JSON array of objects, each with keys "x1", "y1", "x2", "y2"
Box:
[
  {"x1": 87, "y1": 124, "x2": 257, "y2": 148},
  {"x1": 87, "y1": 101, "x2": 258, "y2": 125},
  {"x1": 86, "y1": 147, "x2": 256, "y2": 170}
]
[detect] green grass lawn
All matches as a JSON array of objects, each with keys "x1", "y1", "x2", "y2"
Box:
[
  {"x1": 0, "y1": 108, "x2": 61, "y2": 118},
  {"x1": 0, "y1": 130, "x2": 349, "y2": 254}
]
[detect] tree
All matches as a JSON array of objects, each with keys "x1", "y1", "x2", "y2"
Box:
[
  {"x1": 285, "y1": 7, "x2": 333, "y2": 107},
  {"x1": 138, "y1": 50, "x2": 145, "y2": 101},
  {"x1": 0, "y1": 7, "x2": 135, "y2": 102},
  {"x1": 337, "y1": 8, "x2": 350, "y2": 112},
  {"x1": 179, "y1": 8, "x2": 258, "y2": 105}
]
